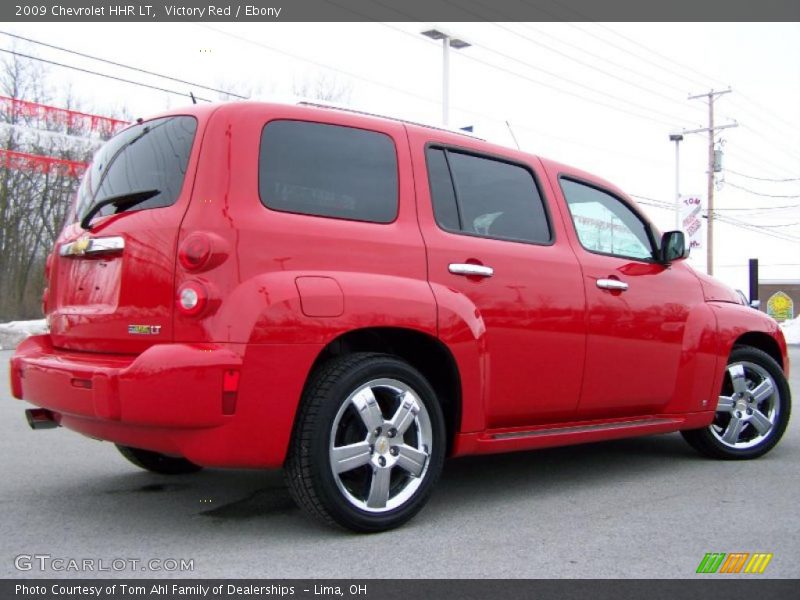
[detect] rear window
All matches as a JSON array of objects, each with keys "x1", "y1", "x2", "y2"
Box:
[
  {"x1": 74, "y1": 115, "x2": 197, "y2": 221},
  {"x1": 259, "y1": 120, "x2": 398, "y2": 223}
]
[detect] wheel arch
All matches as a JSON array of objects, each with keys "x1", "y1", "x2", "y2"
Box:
[
  {"x1": 303, "y1": 327, "x2": 463, "y2": 455},
  {"x1": 734, "y1": 331, "x2": 784, "y2": 370}
]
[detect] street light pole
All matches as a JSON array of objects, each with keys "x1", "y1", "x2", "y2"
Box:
[
  {"x1": 669, "y1": 133, "x2": 683, "y2": 231},
  {"x1": 442, "y1": 35, "x2": 450, "y2": 126},
  {"x1": 421, "y1": 29, "x2": 471, "y2": 127}
]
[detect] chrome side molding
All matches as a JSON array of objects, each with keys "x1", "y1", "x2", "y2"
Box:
[{"x1": 491, "y1": 418, "x2": 679, "y2": 440}]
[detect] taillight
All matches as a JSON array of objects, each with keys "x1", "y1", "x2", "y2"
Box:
[
  {"x1": 176, "y1": 281, "x2": 208, "y2": 316},
  {"x1": 222, "y1": 369, "x2": 240, "y2": 415},
  {"x1": 178, "y1": 233, "x2": 212, "y2": 271},
  {"x1": 41, "y1": 287, "x2": 49, "y2": 315}
]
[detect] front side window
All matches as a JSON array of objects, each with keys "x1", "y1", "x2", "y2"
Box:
[
  {"x1": 425, "y1": 147, "x2": 551, "y2": 244},
  {"x1": 560, "y1": 178, "x2": 654, "y2": 260},
  {"x1": 259, "y1": 120, "x2": 398, "y2": 223}
]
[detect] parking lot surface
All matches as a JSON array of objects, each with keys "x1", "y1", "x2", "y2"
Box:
[{"x1": 1, "y1": 347, "x2": 798, "y2": 578}]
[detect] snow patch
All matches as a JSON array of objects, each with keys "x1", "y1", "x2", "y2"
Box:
[
  {"x1": 780, "y1": 316, "x2": 800, "y2": 346},
  {"x1": 0, "y1": 319, "x2": 48, "y2": 350}
]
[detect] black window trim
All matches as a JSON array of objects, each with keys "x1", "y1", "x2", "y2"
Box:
[
  {"x1": 258, "y1": 117, "x2": 401, "y2": 225},
  {"x1": 424, "y1": 141, "x2": 556, "y2": 247},
  {"x1": 558, "y1": 174, "x2": 659, "y2": 263}
]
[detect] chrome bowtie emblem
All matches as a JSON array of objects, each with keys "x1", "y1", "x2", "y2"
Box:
[{"x1": 65, "y1": 235, "x2": 92, "y2": 256}]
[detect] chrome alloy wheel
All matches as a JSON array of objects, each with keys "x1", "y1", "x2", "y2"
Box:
[
  {"x1": 711, "y1": 361, "x2": 780, "y2": 450},
  {"x1": 329, "y1": 378, "x2": 433, "y2": 513}
]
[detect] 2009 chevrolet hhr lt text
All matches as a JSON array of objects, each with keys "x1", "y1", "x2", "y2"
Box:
[{"x1": 10, "y1": 102, "x2": 791, "y2": 532}]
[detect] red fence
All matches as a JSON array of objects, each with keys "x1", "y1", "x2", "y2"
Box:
[{"x1": 0, "y1": 148, "x2": 88, "y2": 178}]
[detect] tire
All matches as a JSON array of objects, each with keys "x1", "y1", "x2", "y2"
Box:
[
  {"x1": 681, "y1": 346, "x2": 791, "y2": 460},
  {"x1": 284, "y1": 352, "x2": 446, "y2": 532},
  {"x1": 116, "y1": 445, "x2": 203, "y2": 475}
]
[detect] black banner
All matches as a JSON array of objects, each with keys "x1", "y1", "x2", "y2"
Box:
[
  {"x1": 3, "y1": 0, "x2": 800, "y2": 23},
  {"x1": 3, "y1": 579, "x2": 799, "y2": 600}
]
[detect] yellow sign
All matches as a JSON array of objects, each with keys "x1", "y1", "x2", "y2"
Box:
[{"x1": 766, "y1": 291, "x2": 794, "y2": 322}]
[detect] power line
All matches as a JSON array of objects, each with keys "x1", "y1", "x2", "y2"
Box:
[
  {"x1": 712, "y1": 204, "x2": 800, "y2": 211},
  {"x1": 734, "y1": 91, "x2": 800, "y2": 133},
  {"x1": 726, "y1": 168, "x2": 800, "y2": 183},
  {"x1": 725, "y1": 181, "x2": 800, "y2": 199},
  {"x1": 488, "y1": 19, "x2": 702, "y2": 101},
  {"x1": 0, "y1": 48, "x2": 211, "y2": 101},
  {"x1": 530, "y1": 0, "x2": 727, "y2": 91},
  {"x1": 714, "y1": 214, "x2": 800, "y2": 243},
  {"x1": 0, "y1": 30, "x2": 247, "y2": 99},
  {"x1": 725, "y1": 150, "x2": 800, "y2": 181},
  {"x1": 738, "y1": 124, "x2": 800, "y2": 163},
  {"x1": 202, "y1": 24, "x2": 444, "y2": 108},
  {"x1": 459, "y1": 47, "x2": 679, "y2": 127},
  {"x1": 592, "y1": 23, "x2": 728, "y2": 91},
  {"x1": 436, "y1": 2, "x2": 705, "y2": 116},
  {"x1": 365, "y1": 0, "x2": 687, "y2": 127}
]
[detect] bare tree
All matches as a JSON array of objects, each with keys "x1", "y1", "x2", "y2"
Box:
[
  {"x1": 0, "y1": 51, "x2": 122, "y2": 320},
  {"x1": 292, "y1": 72, "x2": 353, "y2": 104}
]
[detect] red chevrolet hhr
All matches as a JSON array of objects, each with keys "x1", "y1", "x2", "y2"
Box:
[{"x1": 10, "y1": 102, "x2": 791, "y2": 532}]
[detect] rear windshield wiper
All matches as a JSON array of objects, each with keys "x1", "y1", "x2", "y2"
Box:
[{"x1": 80, "y1": 189, "x2": 161, "y2": 230}]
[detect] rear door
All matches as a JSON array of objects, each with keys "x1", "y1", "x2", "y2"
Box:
[
  {"x1": 48, "y1": 114, "x2": 203, "y2": 354},
  {"x1": 409, "y1": 131, "x2": 587, "y2": 429}
]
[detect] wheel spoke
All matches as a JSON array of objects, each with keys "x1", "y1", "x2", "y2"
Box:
[
  {"x1": 717, "y1": 395, "x2": 735, "y2": 413},
  {"x1": 331, "y1": 441, "x2": 372, "y2": 474},
  {"x1": 350, "y1": 388, "x2": 384, "y2": 432},
  {"x1": 721, "y1": 416, "x2": 744, "y2": 444},
  {"x1": 366, "y1": 467, "x2": 391, "y2": 508},
  {"x1": 728, "y1": 364, "x2": 748, "y2": 395},
  {"x1": 750, "y1": 409, "x2": 773, "y2": 435},
  {"x1": 750, "y1": 379, "x2": 775, "y2": 404},
  {"x1": 395, "y1": 444, "x2": 428, "y2": 477},
  {"x1": 390, "y1": 391, "x2": 420, "y2": 435}
]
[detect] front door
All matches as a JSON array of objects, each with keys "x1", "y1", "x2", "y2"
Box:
[{"x1": 553, "y1": 175, "x2": 705, "y2": 418}]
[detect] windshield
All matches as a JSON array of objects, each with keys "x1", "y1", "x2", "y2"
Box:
[{"x1": 74, "y1": 115, "x2": 197, "y2": 222}]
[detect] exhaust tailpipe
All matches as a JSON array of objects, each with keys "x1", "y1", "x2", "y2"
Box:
[{"x1": 25, "y1": 409, "x2": 59, "y2": 430}]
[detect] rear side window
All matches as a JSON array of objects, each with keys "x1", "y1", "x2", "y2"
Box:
[
  {"x1": 426, "y1": 147, "x2": 551, "y2": 244},
  {"x1": 259, "y1": 120, "x2": 398, "y2": 223},
  {"x1": 75, "y1": 115, "x2": 197, "y2": 221}
]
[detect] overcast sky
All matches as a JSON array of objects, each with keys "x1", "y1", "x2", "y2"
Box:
[{"x1": 2, "y1": 21, "x2": 799, "y2": 294}]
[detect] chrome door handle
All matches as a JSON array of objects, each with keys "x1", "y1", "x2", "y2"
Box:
[
  {"x1": 596, "y1": 278, "x2": 628, "y2": 291},
  {"x1": 449, "y1": 263, "x2": 494, "y2": 278}
]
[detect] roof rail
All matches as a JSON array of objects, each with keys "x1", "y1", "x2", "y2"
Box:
[{"x1": 296, "y1": 101, "x2": 484, "y2": 140}]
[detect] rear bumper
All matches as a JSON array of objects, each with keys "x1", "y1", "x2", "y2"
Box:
[
  {"x1": 10, "y1": 335, "x2": 321, "y2": 468},
  {"x1": 11, "y1": 335, "x2": 240, "y2": 427}
]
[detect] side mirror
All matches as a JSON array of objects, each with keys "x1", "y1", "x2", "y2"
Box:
[{"x1": 659, "y1": 230, "x2": 689, "y2": 263}]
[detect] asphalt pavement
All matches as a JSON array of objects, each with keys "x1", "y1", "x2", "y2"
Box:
[{"x1": 1, "y1": 347, "x2": 798, "y2": 579}]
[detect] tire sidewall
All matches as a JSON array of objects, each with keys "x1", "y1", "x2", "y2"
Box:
[
  {"x1": 706, "y1": 347, "x2": 791, "y2": 459},
  {"x1": 307, "y1": 356, "x2": 446, "y2": 532}
]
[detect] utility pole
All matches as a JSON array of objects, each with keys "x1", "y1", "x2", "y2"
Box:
[
  {"x1": 669, "y1": 133, "x2": 683, "y2": 230},
  {"x1": 685, "y1": 89, "x2": 737, "y2": 276}
]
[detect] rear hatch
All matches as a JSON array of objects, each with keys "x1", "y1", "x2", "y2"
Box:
[{"x1": 47, "y1": 114, "x2": 201, "y2": 354}]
